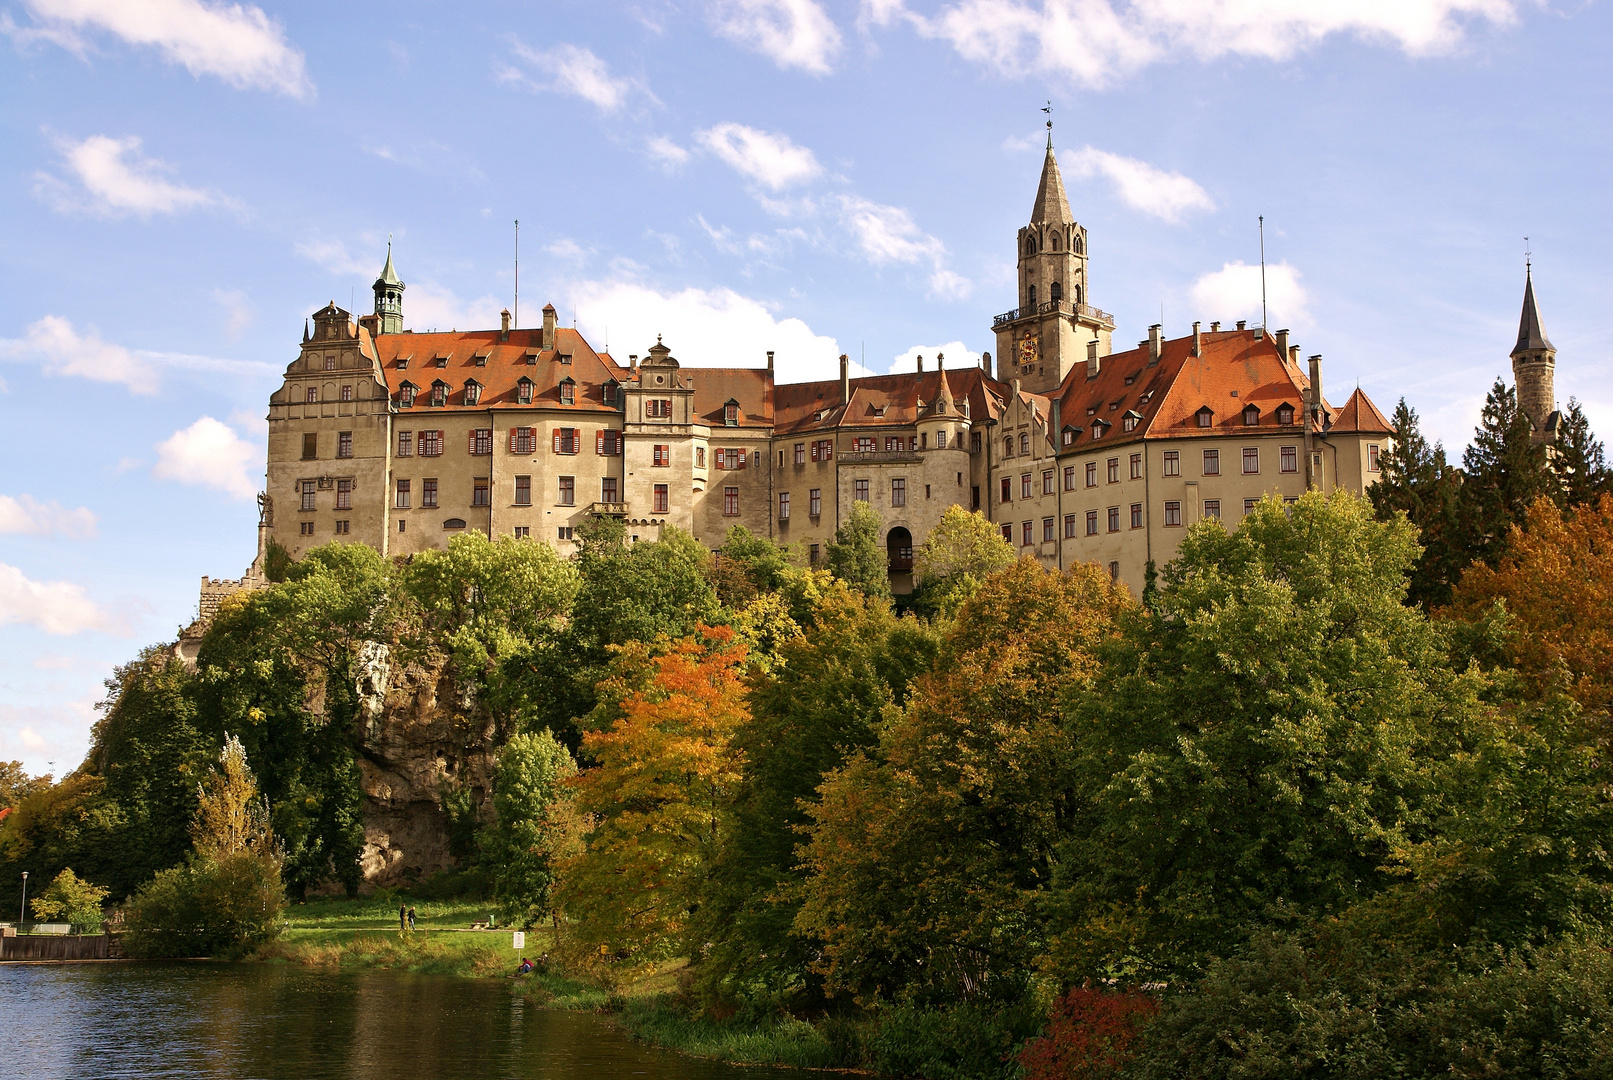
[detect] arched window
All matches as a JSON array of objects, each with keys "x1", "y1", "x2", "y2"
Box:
[
  {"x1": 1004, "y1": 436, "x2": 1014, "y2": 457},
  {"x1": 1028, "y1": 284, "x2": 1037, "y2": 306},
  {"x1": 1074, "y1": 235, "x2": 1084, "y2": 255},
  {"x1": 1020, "y1": 432, "x2": 1030, "y2": 456},
  {"x1": 1025, "y1": 236, "x2": 1036, "y2": 256},
  {"x1": 1074, "y1": 284, "x2": 1083, "y2": 306},
  {"x1": 1049, "y1": 281, "x2": 1063, "y2": 303}
]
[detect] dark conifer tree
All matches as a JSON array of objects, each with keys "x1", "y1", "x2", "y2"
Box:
[
  {"x1": 1369, "y1": 399, "x2": 1466, "y2": 607},
  {"x1": 1459, "y1": 379, "x2": 1559, "y2": 571},
  {"x1": 1554, "y1": 397, "x2": 1611, "y2": 508}
]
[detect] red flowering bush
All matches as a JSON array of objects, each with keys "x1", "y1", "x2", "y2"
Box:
[{"x1": 1019, "y1": 986, "x2": 1159, "y2": 1080}]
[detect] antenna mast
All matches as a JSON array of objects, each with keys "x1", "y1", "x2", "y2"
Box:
[
  {"x1": 514, "y1": 220, "x2": 520, "y2": 329},
  {"x1": 1258, "y1": 215, "x2": 1268, "y2": 329}
]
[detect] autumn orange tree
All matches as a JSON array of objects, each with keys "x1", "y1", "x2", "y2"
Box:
[
  {"x1": 794, "y1": 558, "x2": 1131, "y2": 1006},
  {"x1": 556, "y1": 625, "x2": 750, "y2": 980}
]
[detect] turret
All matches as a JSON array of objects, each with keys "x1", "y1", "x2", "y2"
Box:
[
  {"x1": 1511, "y1": 266, "x2": 1559, "y2": 445},
  {"x1": 372, "y1": 243, "x2": 404, "y2": 335}
]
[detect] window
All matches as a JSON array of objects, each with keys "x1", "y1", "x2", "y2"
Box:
[
  {"x1": 812, "y1": 439, "x2": 834, "y2": 461},
  {"x1": 400, "y1": 384, "x2": 416, "y2": 407},
  {"x1": 300, "y1": 481, "x2": 316, "y2": 511},
  {"x1": 341, "y1": 384, "x2": 353, "y2": 402},
  {"x1": 1203, "y1": 448, "x2": 1220, "y2": 475},
  {"x1": 336, "y1": 479, "x2": 352, "y2": 510},
  {"x1": 653, "y1": 484, "x2": 669, "y2": 514},
  {"x1": 422, "y1": 479, "x2": 437, "y2": 508},
  {"x1": 1277, "y1": 404, "x2": 1294, "y2": 425},
  {"x1": 810, "y1": 543, "x2": 821, "y2": 565},
  {"x1": 559, "y1": 380, "x2": 574, "y2": 405},
  {"x1": 1064, "y1": 513, "x2": 1077, "y2": 539},
  {"x1": 696, "y1": 446, "x2": 706, "y2": 468},
  {"x1": 324, "y1": 357, "x2": 335, "y2": 371},
  {"x1": 472, "y1": 478, "x2": 489, "y2": 507},
  {"x1": 653, "y1": 444, "x2": 670, "y2": 467},
  {"x1": 602, "y1": 477, "x2": 618, "y2": 503},
  {"x1": 1086, "y1": 510, "x2": 1099, "y2": 536},
  {"x1": 794, "y1": 443, "x2": 805, "y2": 465},
  {"x1": 470, "y1": 429, "x2": 493, "y2": 455},
  {"x1": 1001, "y1": 524, "x2": 1013, "y2": 543},
  {"x1": 1085, "y1": 462, "x2": 1098, "y2": 487},
  {"x1": 513, "y1": 427, "x2": 537, "y2": 455},
  {"x1": 302, "y1": 433, "x2": 318, "y2": 460},
  {"x1": 1050, "y1": 280, "x2": 1062, "y2": 302},
  {"x1": 1107, "y1": 457, "x2": 1119, "y2": 484},
  {"x1": 1064, "y1": 465, "x2": 1076, "y2": 491},
  {"x1": 395, "y1": 479, "x2": 411, "y2": 508},
  {"x1": 1022, "y1": 474, "x2": 1033, "y2": 499},
  {"x1": 1000, "y1": 477, "x2": 1012, "y2": 503},
  {"x1": 398, "y1": 520, "x2": 405, "y2": 534},
  {"x1": 725, "y1": 402, "x2": 738, "y2": 426},
  {"x1": 1244, "y1": 497, "x2": 1258, "y2": 515},
  {"x1": 300, "y1": 521, "x2": 314, "y2": 536},
  {"x1": 724, "y1": 486, "x2": 740, "y2": 516},
  {"x1": 972, "y1": 485, "x2": 980, "y2": 510},
  {"x1": 603, "y1": 382, "x2": 617, "y2": 405},
  {"x1": 1022, "y1": 521, "x2": 1034, "y2": 546},
  {"x1": 1020, "y1": 432, "x2": 1030, "y2": 456},
  {"x1": 397, "y1": 431, "x2": 413, "y2": 457},
  {"x1": 305, "y1": 386, "x2": 317, "y2": 404},
  {"x1": 1109, "y1": 561, "x2": 1120, "y2": 583},
  {"x1": 1281, "y1": 445, "x2": 1298, "y2": 473},
  {"x1": 553, "y1": 428, "x2": 578, "y2": 454},
  {"x1": 646, "y1": 398, "x2": 672, "y2": 419},
  {"x1": 856, "y1": 479, "x2": 870, "y2": 503},
  {"x1": 1062, "y1": 428, "x2": 1076, "y2": 447},
  {"x1": 1130, "y1": 453, "x2": 1143, "y2": 480},
  {"x1": 1243, "y1": 447, "x2": 1260, "y2": 474},
  {"x1": 1123, "y1": 414, "x2": 1137, "y2": 432},
  {"x1": 1163, "y1": 450, "x2": 1180, "y2": 477},
  {"x1": 420, "y1": 430, "x2": 442, "y2": 457},
  {"x1": 1043, "y1": 517, "x2": 1055, "y2": 543},
  {"x1": 971, "y1": 432, "x2": 982, "y2": 454},
  {"x1": 1243, "y1": 405, "x2": 1260, "y2": 426},
  {"x1": 335, "y1": 520, "x2": 349, "y2": 535},
  {"x1": 464, "y1": 381, "x2": 481, "y2": 406},
  {"x1": 1091, "y1": 421, "x2": 1106, "y2": 440},
  {"x1": 514, "y1": 475, "x2": 531, "y2": 505},
  {"x1": 779, "y1": 492, "x2": 790, "y2": 520},
  {"x1": 1107, "y1": 506, "x2": 1120, "y2": 532},
  {"x1": 1043, "y1": 470, "x2": 1055, "y2": 495},
  {"x1": 1130, "y1": 503, "x2": 1143, "y2": 529},
  {"x1": 514, "y1": 526, "x2": 530, "y2": 538},
  {"x1": 1368, "y1": 444, "x2": 1381, "y2": 472},
  {"x1": 1204, "y1": 499, "x2": 1221, "y2": 519},
  {"x1": 517, "y1": 378, "x2": 533, "y2": 405},
  {"x1": 855, "y1": 437, "x2": 876, "y2": 453},
  {"x1": 810, "y1": 489, "x2": 821, "y2": 516},
  {"x1": 1196, "y1": 408, "x2": 1213, "y2": 429},
  {"x1": 430, "y1": 382, "x2": 447, "y2": 407},
  {"x1": 936, "y1": 430, "x2": 948, "y2": 449},
  {"x1": 557, "y1": 526, "x2": 574, "y2": 541},
  {"x1": 558, "y1": 476, "x2": 574, "y2": 506},
  {"x1": 891, "y1": 478, "x2": 907, "y2": 507},
  {"x1": 1164, "y1": 500, "x2": 1182, "y2": 526}
]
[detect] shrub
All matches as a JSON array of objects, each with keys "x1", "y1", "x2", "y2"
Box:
[
  {"x1": 121, "y1": 850, "x2": 286, "y2": 958},
  {"x1": 1019, "y1": 986, "x2": 1158, "y2": 1080},
  {"x1": 29, "y1": 867, "x2": 110, "y2": 930}
]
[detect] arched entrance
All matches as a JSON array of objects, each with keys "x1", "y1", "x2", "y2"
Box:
[{"x1": 886, "y1": 526, "x2": 914, "y2": 594}]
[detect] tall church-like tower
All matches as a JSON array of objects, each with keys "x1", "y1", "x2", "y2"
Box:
[
  {"x1": 1511, "y1": 265, "x2": 1559, "y2": 445},
  {"x1": 373, "y1": 243, "x2": 405, "y2": 335},
  {"x1": 992, "y1": 133, "x2": 1113, "y2": 395}
]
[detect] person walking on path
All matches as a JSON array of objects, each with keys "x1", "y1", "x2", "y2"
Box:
[
  {"x1": 399, "y1": 905, "x2": 407, "y2": 932},
  {"x1": 407, "y1": 906, "x2": 417, "y2": 931}
]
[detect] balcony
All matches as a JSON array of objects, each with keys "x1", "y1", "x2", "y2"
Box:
[
  {"x1": 840, "y1": 450, "x2": 922, "y2": 464},
  {"x1": 992, "y1": 299, "x2": 1115, "y2": 328},
  {"x1": 587, "y1": 501, "x2": 628, "y2": 517}
]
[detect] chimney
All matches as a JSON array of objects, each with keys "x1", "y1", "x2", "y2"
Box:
[
  {"x1": 629, "y1": 353, "x2": 638, "y2": 371},
  {"x1": 1210, "y1": 321, "x2": 1221, "y2": 332},
  {"x1": 917, "y1": 354, "x2": 925, "y2": 373},
  {"x1": 1087, "y1": 339, "x2": 1101, "y2": 380},
  {"x1": 1236, "y1": 320, "x2": 1247, "y2": 330},
  {"x1": 1290, "y1": 345, "x2": 1301, "y2": 367},
  {"x1": 1276, "y1": 329, "x2": 1290, "y2": 358},
  {"x1": 981, "y1": 350, "x2": 993, "y2": 379},
  {"x1": 1308, "y1": 355, "x2": 1324, "y2": 426},
  {"x1": 1192, "y1": 321, "x2": 1202, "y2": 357},
  {"x1": 541, "y1": 303, "x2": 557, "y2": 351},
  {"x1": 937, "y1": 351, "x2": 945, "y2": 370},
  {"x1": 500, "y1": 308, "x2": 511, "y2": 342},
  {"x1": 1148, "y1": 323, "x2": 1163, "y2": 364},
  {"x1": 839, "y1": 354, "x2": 850, "y2": 405},
  {"x1": 766, "y1": 350, "x2": 774, "y2": 374}
]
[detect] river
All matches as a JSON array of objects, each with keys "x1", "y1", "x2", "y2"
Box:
[{"x1": 2, "y1": 962, "x2": 787, "y2": 1079}]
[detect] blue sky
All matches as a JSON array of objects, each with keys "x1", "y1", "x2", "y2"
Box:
[{"x1": 1, "y1": 0, "x2": 1609, "y2": 776}]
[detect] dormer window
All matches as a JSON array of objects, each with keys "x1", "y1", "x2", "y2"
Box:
[
  {"x1": 517, "y1": 377, "x2": 533, "y2": 405},
  {"x1": 1061, "y1": 426, "x2": 1078, "y2": 447},
  {"x1": 524, "y1": 353, "x2": 538, "y2": 366},
  {"x1": 604, "y1": 381, "x2": 618, "y2": 406},
  {"x1": 559, "y1": 378, "x2": 575, "y2": 405},
  {"x1": 1091, "y1": 418, "x2": 1109, "y2": 439},
  {"x1": 1196, "y1": 406, "x2": 1214, "y2": 429},
  {"x1": 1277, "y1": 403, "x2": 1295, "y2": 425},
  {"x1": 430, "y1": 380, "x2": 448, "y2": 407},
  {"x1": 724, "y1": 400, "x2": 739, "y2": 426},
  {"x1": 397, "y1": 357, "x2": 409, "y2": 370},
  {"x1": 399, "y1": 382, "x2": 416, "y2": 407},
  {"x1": 435, "y1": 356, "x2": 447, "y2": 368},
  {"x1": 1243, "y1": 405, "x2": 1260, "y2": 426},
  {"x1": 474, "y1": 354, "x2": 488, "y2": 367},
  {"x1": 464, "y1": 380, "x2": 481, "y2": 406},
  {"x1": 559, "y1": 352, "x2": 572, "y2": 365},
  {"x1": 1123, "y1": 413, "x2": 1139, "y2": 432},
  {"x1": 1124, "y1": 373, "x2": 1136, "y2": 386}
]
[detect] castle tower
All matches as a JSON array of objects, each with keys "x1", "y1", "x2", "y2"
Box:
[
  {"x1": 373, "y1": 243, "x2": 405, "y2": 335},
  {"x1": 1511, "y1": 266, "x2": 1558, "y2": 445},
  {"x1": 991, "y1": 135, "x2": 1114, "y2": 395}
]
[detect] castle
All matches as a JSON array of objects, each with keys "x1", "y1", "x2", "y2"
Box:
[{"x1": 239, "y1": 140, "x2": 1406, "y2": 600}]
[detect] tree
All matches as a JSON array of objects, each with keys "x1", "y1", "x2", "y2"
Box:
[
  {"x1": 1369, "y1": 397, "x2": 1467, "y2": 608},
  {"x1": 481, "y1": 730, "x2": 582, "y2": 929},
  {"x1": 827, "y1": 500, "x2": 892, "y2": 602},
  {"x1": 910, "y1": 506, "x2": 1015, "y2": 617},
  {"x1": 0, "y1": 761, "x2": 50, "y2": 810},
  {"x1": 1460, "y1": 379, "x2": 1559, "y2": 569},
  {"x1": 191, "y1": 735, "x2": 278, "y2": 860},
  {"x1": 1555, "y1": 398, "x2": 1612, "y2": 508},
  {"x1": 557, "y1": 626, "x2": 750, "y2": 981},
  {"x1": 710, "y1": 525, "x2": 795, "y2": 609},
  {"x1": 1049, "y1": 492, "x2": 1484, "y2": 980},
  {"x1": 29, "y1": 868, "x2": 109, "y2": 929},
  {"x1": 796, "y1": 559, "x2": 1131, "y2": 1005}
]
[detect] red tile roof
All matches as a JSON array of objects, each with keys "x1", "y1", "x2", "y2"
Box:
[{"x1": 1332, "y1": 387, "x2": 1394, "y2": 434}]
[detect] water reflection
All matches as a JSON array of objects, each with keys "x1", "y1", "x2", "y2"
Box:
[{"x1": 3, "y1": 963, "x2": 782, "y2": 1080}]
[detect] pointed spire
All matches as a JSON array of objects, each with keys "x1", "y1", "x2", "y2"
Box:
[
  {"x1": 1511, "y1": 266, "x2": 1554, "y2": 356},
  {"x1": 375, "y1": 239, "x2": 402, "y2": 288},
  {"x1": 303, "y1": 319, "x2": 309, "y2": 343},
  {"x1": 1030, "y1": 143, "x2": 1073, "y2": 225}
]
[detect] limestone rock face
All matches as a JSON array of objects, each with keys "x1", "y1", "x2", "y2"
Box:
[{"x1": 353, "y1": 650, "x2": 496, "y2": 888}]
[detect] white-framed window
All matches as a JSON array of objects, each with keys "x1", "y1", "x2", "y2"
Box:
[
  {"x1": 1243, "y1": 446, "x2": 1260, "y2": 474},
  {"x1": 1164, "y1": 500, "x2": 1182, "y2": 526}
]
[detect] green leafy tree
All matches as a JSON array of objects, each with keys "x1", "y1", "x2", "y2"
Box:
[
  {"x1": 1370, "y1": 397, "x2": 1467, "y2": 608},
  {"x1": 481, "y1": 730, "x2": 583, "y2": 929},
  {"x1": 827, "y1": 500, "x2": 891, "y2": 602},
  {"x1": 28, "y1": 867, "x2": 110, "y2": 929},
  {"x1": 1555, "y1": 397, "x2": 1611, "y2": 508},
  {"x1": 0, "y1": 775, "x2": 124, "y2": 900},
  {"x1": 0, "y1": 761, "x2": 50, "y2": 810},
  {"x1": 711, "y1": 525, "x2": 795, "y2": 609},
  {"x1": 910, "y1": 506, "x2": 1015, "y2": 617},
  {"x1": 1460, "y1": 379, "x2": 1560, "y2": 570}
]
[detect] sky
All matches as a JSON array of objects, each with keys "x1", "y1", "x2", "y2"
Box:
[{"x1": 1, "y1": 0, "x2": 1609, "y2": 777}]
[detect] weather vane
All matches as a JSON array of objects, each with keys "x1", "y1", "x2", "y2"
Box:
[
  {"x1": 1042, "y1": 100, "x2": 1053, "y2": 146},
  {"x1": 1525, "y1": 236, "x2": 1531, "y2": 274}
]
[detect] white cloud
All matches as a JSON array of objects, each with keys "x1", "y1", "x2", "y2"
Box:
[
  {"x1": 0, "y1": 315, "x2": 159, "y2": 394},
  {"x1": 646, "y1": 135, "x2": 692, "y2": 168},
  {"x1": 19, "y1": 727, "x2": 46, "y2": 749},
  {"x1": 889, "y1": 341, "x2": 980, "y2": 375},
  {"x1": 295, "y1": 238, "x2": 377, "y2": 276},
  {"x1": 564, "y1": 278, "x2": 860, "y2": 384},
  {"x1": 1190, "y1": 260, "x2": 1311, "y2": 330},
  {"x1": 504, "y1": 42, "x2": 642, "y2": 112},
  {"x1": 406, "y1": 281, "x2": 506, "y2": 334},
  {"x1": 0, "y1": 563, "x2": 120, "y2": 635},
  {"x1": 213, "y1": 287, "x2": 253, "y2": 339},
  {"x1": 1065, "y1": 146, "x2": 1213, "y2": 222},
  {"x1": 36, "y1": 134, "x2": 226, "y2": 217},
  {"x1": 544, "y1": 238, "x2": 591, "y2": 262},
  {"x1": 835, "y1": 195, "x2": 970, "y2": 299},
  {"x1": 709, "y1": 0, "x2": 842, "y2": 74},
  {"x1": 697, "y1": 122, "x2": 822, "y2": 190},
  {"x1": 879, "y1": 0, "x2": 1517, "y2": 89},
  {"x1": 0, "y1": 495, "x2": 97, "y2": 540},
  {"x1": 15, "y1": 0, "x2": 312, "y2": 97},
  {"x1": 152, "y1": 416, "x2": 259, "y2": 501}
]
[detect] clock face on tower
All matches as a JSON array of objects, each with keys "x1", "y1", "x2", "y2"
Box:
[{"x1": 1018, "y1": 331, "x2": 1038, "y2": 365}]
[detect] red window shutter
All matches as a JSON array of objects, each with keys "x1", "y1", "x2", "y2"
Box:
[
  {"x1": 553, "y1": 430, "x2": 561, "y2": 453},
  {"x1": 437, "y1": 430, "x2": 446, "y2": 454},
  {"x1": 468, "y1": 429, "x2": 477, "y2": 454},
  {"x1": 509, "y1": 429, "x2": 518, "y2": 453},
  {"x1": 596, "y1": 430, "x2": 604, "y2": 455},
  {"x1": 739, "y1": 451, "x2": 747, "y2": 470}
]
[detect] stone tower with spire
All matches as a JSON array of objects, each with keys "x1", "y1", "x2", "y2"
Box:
[
  {"x1": 991, "y1": 133, "x2": 1114, "y2": 396},
  {"x1": 1511, "y1": 266, "x2": 1559, "y2": 445},
  {"x1": 373, "y1": 244, "x2": 405, "y2": 335}
]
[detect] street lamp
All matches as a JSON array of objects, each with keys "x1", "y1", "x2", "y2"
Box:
[{"x1": 19, "y1": 871, "x2": 28, "y2": 928}]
